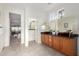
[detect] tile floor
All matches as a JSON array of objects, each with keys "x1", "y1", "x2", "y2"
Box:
[{"x1": 0, "y1": 36, "x2": 64, "y2": 56}]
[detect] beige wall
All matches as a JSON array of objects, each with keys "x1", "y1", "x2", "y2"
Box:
[
  {"x1": 0, "y1": 6, "x2": 4, "y2": 52},
  {"x1": 4, "y1": 7, "x2": 25, "y2": 47},
  {"x1": 58, "y1": 16, "x2": 78, "y2": 34},
  {"x1": 0, "y1": 6, "x2": 25, "y2": 47},
  {"x1": 48, "y1": 4, "x2": 79, "y2": 34},
  {"x1": 25, "y1": 7, "x2": 48, "y2": 43}
]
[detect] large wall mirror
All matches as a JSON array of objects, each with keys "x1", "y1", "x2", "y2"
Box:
[{"x1": 29, "y1": 19, "x2": 36, "y2": 30}]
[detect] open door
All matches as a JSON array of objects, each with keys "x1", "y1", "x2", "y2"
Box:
[
  {"x1": 8, "y1": 9, "x2": 25, "y2": 47},
  {"x1": 9, "y1": 13, "x2": 21, "y2": 47}
]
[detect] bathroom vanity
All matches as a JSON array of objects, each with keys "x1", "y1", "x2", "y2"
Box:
[{"x1": 41, "y1": 32, "x2": 78, "y2": 56}]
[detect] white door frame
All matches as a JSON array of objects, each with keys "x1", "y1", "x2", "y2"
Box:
[{"x1": 9, "y1": 8, "x2": 25, "y2": 45}]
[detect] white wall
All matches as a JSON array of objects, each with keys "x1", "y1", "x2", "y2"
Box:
[
  {"x1": 0, "y1": 6, "x2": 4, "y2": 52},
  {"x1": 36, "y1": 11, "x2": 48, "y2": 43},
  {"x1": 77, "y1": 15, "x2": 79, "y2": 56},
  {"x1": 25, "y1": 7, "x2": 48, "y2": 43},
  {"x1": 48, "y1": 4, "x2": 79, "y2": 55},
  {"x1": 0, "y1": 5, "x2": 48, "y2": 48},
  {"x1": 57, "y1": 4, "x2": 79, "y2": 34},
  {"x1": 3, "y1": 7, "x2": 10, "y2": 47},
  {"x1": 48, "y1": 4, "x2": 79, "y2": 34},
  {"x1": 0, "y1": 6, "x2": 25, "y2": 47},
  {"x1": 28, "y1": 30, "x2": 35, "y2": 41},
  {"x1": 58, "y1": 16, "x2": 78, "y2": 33}
]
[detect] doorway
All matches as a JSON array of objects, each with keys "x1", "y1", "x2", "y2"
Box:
[{"x1": 9, "y1": 13, "x2": 21, "y2": 47}]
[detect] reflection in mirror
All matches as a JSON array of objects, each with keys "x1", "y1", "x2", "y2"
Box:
[{"x1": 29, "y1": 20, "x2": 36, "y2": 30}]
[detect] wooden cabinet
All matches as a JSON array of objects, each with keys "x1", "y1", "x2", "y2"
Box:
[
  {"x1": 48, "y1": 35, "x2": 53, "y2": 48},
  {"x1": 44, "y1": 34, "x2": 49, "y2": 45},
  {"x1": 41, "y1": 34, "x2": 49, "y2": 45},
  {"x1": 52, "y1": 36, "x2": 63, "y2": 51},
  {"x1": 53, "y1": 36, "x2": 60, "y2": 50},
  {"x1": 62, "y1": 38, "x2": 77, "y2": 56},
  {"x1": 59, "y1": 37, "x2": 63, "y2": 52},
  {"x1": 41, "y1": 34, "x2": 45, "y2": 44},
  {"x1": 41, "y1": 33, "x2": 77, "y2": 56}
]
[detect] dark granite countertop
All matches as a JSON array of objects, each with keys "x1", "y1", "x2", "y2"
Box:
[
  {"x1": 41, "y1": 32, "x2": 52, "y2": 35},
  {"x1": 41, "y1": 32, "x2": 79, "y2": 39}
]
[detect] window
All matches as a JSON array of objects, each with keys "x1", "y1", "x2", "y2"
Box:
[
  {"x1": 49, "y1": 8, "x2": 64, "y2": 21},
  {"x1": 49, "y1": 12, "x2": 59, "y2": 21},
  {"x1": 58, "y1": 8, "x2": 64, "y2": 19}
]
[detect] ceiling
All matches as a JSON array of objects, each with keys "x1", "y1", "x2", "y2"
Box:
[
  {"x1": 0, "y1": 3, "x2": 79, "y2": 12},
  {"x1": 0, "y1": 3, "x2": 60, "y2": 12}
]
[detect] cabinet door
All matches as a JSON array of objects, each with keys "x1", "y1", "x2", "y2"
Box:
[
  {"x1": 58, "y1": 37, "x2": 63, "y2": 52},
  {"x1": 49, "y1": 35, "x2": 53, "y2": 47},
  {"x1": 62, "y1": 38, "x2": 77, "y2": 56},
  {"x1": 41, "y1": 34, "x2": 45, "y2": 44},
  {"x1": 53, "y1": 36, "x2": 60, "y2": 50},
  {"x1": 44, "y1": 34, "x2": 49, "y2": 45}
]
